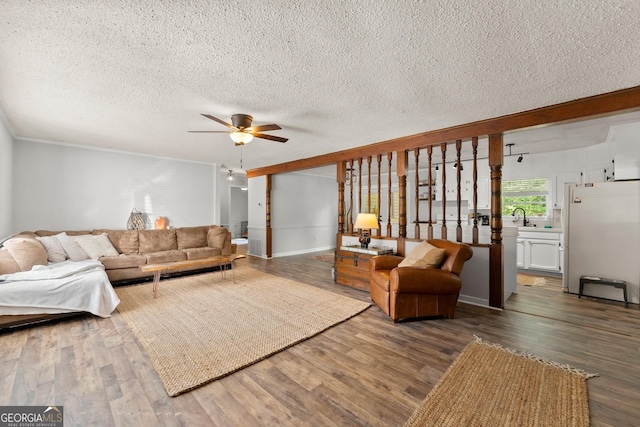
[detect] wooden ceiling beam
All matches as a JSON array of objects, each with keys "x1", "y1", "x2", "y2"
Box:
[{"x1": 247, "y1": 86, "x2": 640, "y2": 178}]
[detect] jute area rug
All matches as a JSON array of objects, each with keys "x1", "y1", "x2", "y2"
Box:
[
  {"x1": 115, "y1": 267, "x2": 370, "y2": 397},
  {"x1": 404, "y1": 337, "x2": 597, "y2": 427}
]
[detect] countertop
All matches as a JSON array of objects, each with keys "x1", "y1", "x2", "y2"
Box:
[{"x1": 517, "y1": 227, "x2": 563, "y2": 233}]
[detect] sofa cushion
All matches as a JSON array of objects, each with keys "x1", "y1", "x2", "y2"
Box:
[
  {"x1": 398, "y1": 241, "x2": 446, "y2": 268},
  {"x1": 138, "y1": 229, "x2": 177, "y2": 254},
  {"x1": 182, "y1": 247, "x2": 221, "y2": 260},
  {"x1": 0, "y1": 248, "x2": 21, "y2": 274},
  {"x1": 35, "y1": 235, "x2": 68, "y2": 263},
  {"x1": 55, "y1": 232, "x2": 90, "y2": 262},
  {"x1": 176, "y1": 226, "x2": 210, "y2": 250},
  {"x1": 74, "y1": 234, "x2": 120, "y2": 259},
  {"x1": 207, "y1": 226, "x2": 225, "y2": 247},
  {"x1": 99, "y1": 254, "x2": 147, "y2": 269},
  {"x1": 93, "y1": 229, "x2": 139, "y2": 255},
  {"x1": 3, "y1": 237, "x2": 48, "y2": 271},
  {"x1": 145, "y1": 250, "x2": 187, "y2": 264}
]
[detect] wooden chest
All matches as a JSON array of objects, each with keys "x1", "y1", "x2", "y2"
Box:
[{"x1": 334, "y1": 246, "x2": 393, "y2": 291}]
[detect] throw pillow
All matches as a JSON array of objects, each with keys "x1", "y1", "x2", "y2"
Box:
[
  {"x1": 55, "y1": 232, "x2": 90, "y2": 262},
  {"x1": 0, "y1": 248, "x2": 21, "y2": 274},
  {"x1": 3, "y1": 237, "x2": 48, "y2": 271},
  {"x1": 176, "y1": 226, "x2": 209, "y2": 249},
  {"x1": 138, "y1": 229, "x2": 177, "y2": 254},
  {"x1": 398, "y1": 241, "x2": 446, "y2": 268},
  {"x1": 93, "y1": 229, "x2": 138, "y2": 254},
  {"x1": 35, "y1": 235, "x2": 68, "y2": 263},
  {"x1": 74, "y1": 234, "x2": 119, "y2": 259}
]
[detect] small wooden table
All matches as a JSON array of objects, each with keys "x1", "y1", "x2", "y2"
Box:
[{"x1": 140, "y1": 254, "x2": 246, "y2": 298}]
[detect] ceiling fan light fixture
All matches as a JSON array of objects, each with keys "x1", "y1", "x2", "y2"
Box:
[{"x1": 230, "y1": 131, "x2": 253, "y2": 144}]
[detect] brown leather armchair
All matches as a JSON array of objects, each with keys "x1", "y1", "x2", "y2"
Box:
[{"x1": 369, "y1": 239, "x2": 473, "y2": 322}]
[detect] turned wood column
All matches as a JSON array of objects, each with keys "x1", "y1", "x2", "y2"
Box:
[
  {"x1": 397, "y1": 150, "x2": 408, "y2": 239},
  {"x1": 266, "y1": 174, "x2": 272, "y2": 259},
  {"x1": 367, "y1": 156, "x2": 372, "y2": 213},
  {"x1": 376, "y1": 154, "x2": 382, "y2": 236},
  {"x1": 488, "y1": 133, "x2": 504, "y2": 309},
  {"x1": 414, "y1": 148, "x2": 420, "y2": 238},
  {"x1": 348, "y1": 160, "x2": 354, "y2": 233},
  {"x1": 427, "y1": 146, "x2": 434, "y2": 240},
  {"x1": 456, "y1": 139, "x2": 462, "y2": 242},
  {"x1": 440, "y1": 143, "x2": 447, "y2": 240},
  {"x1": 387, "y1": 153, "x2": 392, "y2": 237},
  {"x1": 472, "y1": 136, "x2": 479, "y2": 244},
  {"x1": 337, "y1": 161, "x2": 346, "y2": 234}
]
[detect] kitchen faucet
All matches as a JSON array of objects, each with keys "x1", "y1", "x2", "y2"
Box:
[{"x1": 512, "y1": 207, "x2": 529, "y2": 227}]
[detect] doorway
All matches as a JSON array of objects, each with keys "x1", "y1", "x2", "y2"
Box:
[{"x1": 229, "y1": 187, "x2": 248, "y2": 242}]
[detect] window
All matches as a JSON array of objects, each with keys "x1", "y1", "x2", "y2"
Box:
[
  {"x1": 364, "y1": 194, "x2": 379, "y2": 215},
  {"x1": 364, "y1": 192, "x2": 399, "y2": 223},
  {"x1": 502, "y1": 178, "x2": 549, "y2": 217}
]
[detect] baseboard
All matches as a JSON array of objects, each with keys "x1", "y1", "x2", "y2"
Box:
[
  {"x1": 458, "y1": 294, "x2": 491, "y2": 308},
  {"x1": 272, "y1": 245, "x2": 336, "y2": 258}
]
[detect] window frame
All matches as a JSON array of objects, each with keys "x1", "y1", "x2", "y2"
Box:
[{"x1": 501, "y1": 177, "x2": 550, "y2": 218}]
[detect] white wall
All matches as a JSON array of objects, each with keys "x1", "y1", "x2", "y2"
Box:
[
  {"x1": 247, "y1": 175, "x2": 267, "y2": 256},
  {"x1": 502, "y1": 142, "x2": 612, "y2": 181},
  {"x1": 0, "y1": 114, "x2": 13, "y2": 240},
  {"x1": 229, "y1": 187, "x2": 248, "y2": 238},
  {"x1": 246, "y1": 171, "x2": 337, "y2": 258},
  {"x1": 271, "y1": 171, "x2": 337, "y2": 256},
  {"x1": 12, "y1": 140, "x2": 217, "y2": 232}
]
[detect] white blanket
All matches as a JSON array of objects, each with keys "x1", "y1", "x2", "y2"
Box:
[{"x1": 0, "y1": 260, "x2": 120, "y2": 318}]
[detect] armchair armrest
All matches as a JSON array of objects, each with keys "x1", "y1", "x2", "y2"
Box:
[
  {"x1": 390, "y1": 267, "x2": 462, "y2": 294},
  {"x1": 370, "y1": 255, "x2": 404, "y2": 272}
]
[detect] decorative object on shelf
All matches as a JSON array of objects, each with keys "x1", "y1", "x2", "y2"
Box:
[
  {"x1": 154, "y1": 216, "x2": 168, "y2": 230},
  {"x1": 126, "y1": 208, "x2": 146, "y2": 230},
  {"x1": 354, "y1": 213, "x2": 379, "y2": 248}
]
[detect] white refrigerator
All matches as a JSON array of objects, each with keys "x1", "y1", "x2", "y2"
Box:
[{"x1": 562, "y1": 181, "x2": 640, "y2": 305}]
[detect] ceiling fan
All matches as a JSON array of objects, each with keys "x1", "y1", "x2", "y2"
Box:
[{"x1": 189, "y1": 113, "x2": 288, "y2": 145}]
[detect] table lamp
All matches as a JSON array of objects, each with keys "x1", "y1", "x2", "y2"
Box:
[{"x1": 354, "y1": 213, "x2": 379, "y2": 248}]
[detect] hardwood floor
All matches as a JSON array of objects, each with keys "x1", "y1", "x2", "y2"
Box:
[{"x1": 1, "y1": 248, "x2": 639, "y2": 426}]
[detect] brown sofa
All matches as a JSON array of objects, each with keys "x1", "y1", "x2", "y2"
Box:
[
  {"x1": 369, "y1": 239, "x2": 473, "y2": 322},
  {"x1": 0, "y1": 225, "x2": 234, "y2": 283},
  {"x1": 0, "y1": 225, "x2": 234, "y2": 330}
]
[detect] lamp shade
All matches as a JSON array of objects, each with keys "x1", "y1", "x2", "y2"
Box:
[
  {"x1": 230, "y1": 131, "x2": 254, "y2": 144},
  {"x1": 354, "y1": 213, "x2": 379, "y2": 230}
]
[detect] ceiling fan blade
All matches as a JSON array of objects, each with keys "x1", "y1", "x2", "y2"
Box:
[
  {"x1": 201, "y1": 114, "x2": 234, "y2": 129},
  {"x1": 253, "y1": 132, "x2": 288, "y2": 143},
  {"x1": 188, "y1": 131, "x2": 230, "y2": 133},
  {"x1": 249, "y1": 124, "x2": 281, "y2": 132}
]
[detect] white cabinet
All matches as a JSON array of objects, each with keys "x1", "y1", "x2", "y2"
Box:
[
  {"x1": 516, "y1": 239, "x2": 525, "y2": 268},
  {"x1": 517, "y1": 231, "x2": 562, "y2": 273},
  {"x1": 434, "y1": 174, "x2": 459, "y2": 202},
  {"x1": 526, "y1": 239, "x2": 560, "y2": 271},
  {"x1": 468, "y1": 178, "x2": 490, "y2": 210},
  {"x1": 553, "y1": 172, "x2": 582, "y2": 209},
  {"x1": 583, "y1": 166, "x2": 612, "y2": 183}
]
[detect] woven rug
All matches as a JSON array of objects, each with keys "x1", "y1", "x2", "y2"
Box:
[
  {"x1": 404, "y1": 337, "x2": 597, "y2": 427},
  {"x1": 115, "y1": 267, "x2": 370, "y2": 396}
]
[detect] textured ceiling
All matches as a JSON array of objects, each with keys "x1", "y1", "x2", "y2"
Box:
[{"x1": 1, "y1": 1, "x2": 639, "y2": 171}]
